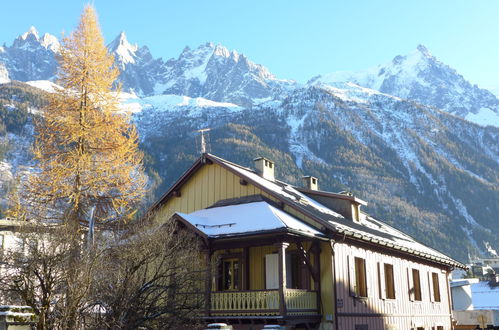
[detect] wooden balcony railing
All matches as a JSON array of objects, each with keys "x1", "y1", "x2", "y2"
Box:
[
  {"x1": 210, "y1": 289, "x2": 318, "y2": 316},
  {"x1": 285, "y1": 289, "x2": 318, "y2": 315}
]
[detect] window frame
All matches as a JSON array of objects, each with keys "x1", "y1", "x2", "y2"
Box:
[
  {"x1": 431, "y1": 272, "x2": 441, "y2": 302},
  {"x1": 412, "y1": 268, "x2": 422, "y2": 301},
  {"x1": 384, "y1": 263, "x2": 396, "y2": 299},
  {"x1": 354, "y1": 257, "x2": 368, "y2": 298},
  {"x1": 221, "y1": 257, "x2": 241, "y2": 291}
]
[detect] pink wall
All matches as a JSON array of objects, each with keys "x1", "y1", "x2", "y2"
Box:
[{"x1": 334, "y1": 241, "x2": 452, "y2": 330}]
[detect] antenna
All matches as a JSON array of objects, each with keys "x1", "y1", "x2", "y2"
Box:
[{"x1": 196, "y1": 128, "x2": 211, "y2": 154}]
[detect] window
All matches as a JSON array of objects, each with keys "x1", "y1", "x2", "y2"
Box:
[
  {"x1": 431, "y1": 272, "x2": 441, "y2": 302},
  {"x1": 221, "y1": 258, "x2": 240, "y2": 291},
  {"x1": 355, "y1": 325, "x2": 368, "y2": 330},
  {"x1": 411, "y1": 269, "x2": 422, "y2": 301},
  {"x1": 355, "y1": 257, "x2": 368, "y2": 297},
  {"x1": 384, "y1": 263, "x2": 396, "y2": 299}
]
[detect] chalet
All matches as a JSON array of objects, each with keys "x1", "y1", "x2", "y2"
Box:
[{"x1": 148, "y1": 153, "x2": 466, "y2": 330}]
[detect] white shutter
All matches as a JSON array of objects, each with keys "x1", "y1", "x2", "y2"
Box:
[
  {"x1": 366, "y1": 259, "x2": 373, "y2": 298},
  {"x1": 428, "y1": 272, "x2": 434, "y2": 302},
  {"x1": 348, "y1": 255, "x2": 356, "y2": 296},
  {"x1": 407, "y1": 268, "x2": 414, "y2": 301},
  {"x1": 379, "y1": 262, "x2": 386, "y2": 299},
  {"x1": 265, "y1": 254, "x2": 279, "y2": 289}
]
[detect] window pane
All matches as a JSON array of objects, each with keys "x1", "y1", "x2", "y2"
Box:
[
  {"x1": 233, "y1": 261, "x2": 239, "y2": 290},
  {"x1": 355, "y1": 257, "x2": 367, "y2": 297},
  {"x1": 412, "y1": 269, "x2": 422, "y2": 301},
  {"x1": 384, "y1": 264, "x2": 395, "y2": 299},
  {"x1": 223, "y1": 261, "x2": 232, "y2": 290},
  {"x1": 432, "y1": 272, "x2": 441, "y2": 302}
]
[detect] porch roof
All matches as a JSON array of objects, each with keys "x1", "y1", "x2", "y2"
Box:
[{"x1": 175, "y1": 201, "x2": 322, "y2": 238}]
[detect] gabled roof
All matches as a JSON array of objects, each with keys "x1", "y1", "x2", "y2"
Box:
[
  {"x1": 175, "y1": 200, "x2": 323, "y2": 239},
  {"x1": 152, "y1": 153, "x2": 465, "y2": 269}
]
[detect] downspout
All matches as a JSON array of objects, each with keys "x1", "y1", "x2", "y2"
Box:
[{"x1": 445, "y1": 268, "x2": 454, "y2": 328}]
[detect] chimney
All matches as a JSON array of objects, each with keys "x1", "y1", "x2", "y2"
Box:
[
  {"x1": 302, "y1": 176, "x2": 319, "y2": 190},
  {"x1": 254, "y1": 157, "x2": 275, "y2": 181}
]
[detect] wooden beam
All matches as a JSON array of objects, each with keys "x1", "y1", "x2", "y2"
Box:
[
  {"x1": 296, "y1": 241, "x2": 319, "y2": 283},
  {"x1": 276, "y1": 242, "x2": 289, "y2": 317},
  {"x1": 243, "y1": 247, "x2": 250, "y2": 290},
  {"x1": 312, "y1": 241, "x2": 321, "y2": 311},
  {"x1": 205, "y1": 249, "x2": 213, "y2": 317}
]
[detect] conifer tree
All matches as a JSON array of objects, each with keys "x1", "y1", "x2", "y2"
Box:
[{"x1": 14, "y1": 5, "x2": 146, "y2": 230}]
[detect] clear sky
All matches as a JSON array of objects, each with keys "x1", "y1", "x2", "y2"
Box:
[{"x1": 2, "y1": 1, "x2": 499, "y2": 90}]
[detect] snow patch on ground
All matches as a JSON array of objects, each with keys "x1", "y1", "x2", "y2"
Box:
[
  {"x1": 26, "y1": 80, "x2": 60, "y2": 93},
  {"x1": 452, "y1": 197, "x2": 481, "y2": 228},
  {"x1": 465, "y1": 107, "x2": 499, "y2": 127},
  {"x1": 0, "y1": 64, "x2": 9, "y2": 84},
  {"x1": 140, "y1": 94, "x2": 240, "y2": 110},
  {"x1": 286, "y1": 114, "x2": 327, "y2": 168}
]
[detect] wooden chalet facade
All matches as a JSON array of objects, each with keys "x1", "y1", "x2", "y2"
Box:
[{"x1": 148, "y1": 153, "x2": 465, "y2": 330}]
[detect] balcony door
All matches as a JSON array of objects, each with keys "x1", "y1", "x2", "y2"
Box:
[
  {"x1": 265, "y1": 254, "x2": 294, "y2": 289},
  {"x1": 222, "y1": 258, "x2": 240, "y2": 291}
]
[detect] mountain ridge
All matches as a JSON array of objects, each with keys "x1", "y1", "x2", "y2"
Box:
[{"x1": 0, "y1": 27, "x2": 498, "y2": 262}]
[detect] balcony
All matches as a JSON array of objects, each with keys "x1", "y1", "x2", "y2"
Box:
[{"x1": 210, "y1": 289, "x2": 318, "y2": 316}]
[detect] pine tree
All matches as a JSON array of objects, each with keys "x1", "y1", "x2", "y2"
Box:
[{"x1": 14, "y1": 5, "x2": 146, "y2": 230}]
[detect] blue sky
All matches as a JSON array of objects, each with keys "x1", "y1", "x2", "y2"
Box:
[{"x1": 2, "y1": 1, "x2": 499, "y2": 89}]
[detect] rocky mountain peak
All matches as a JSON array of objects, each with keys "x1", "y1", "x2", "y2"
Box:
[
  {"x1": 311, "y1": 45, "x2": 499, "y2": 125},
  {"x1": 1, "y1": 27, "x2": 59, "y2": 81},
  {"x1": 416, "y1": 44, "x2": 432, "y2": 57},
  {"x1": 20, "y1": 26, "x2": 40, "y2": 41},
  {"x1": 108, "y1": 31, "x2": 139, "y2": 67}
]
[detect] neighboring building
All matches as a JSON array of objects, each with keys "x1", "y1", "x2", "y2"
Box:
[
  {"x1": 148, "y1": 153, "x2": 465, "y2": 330},
  {"x1": 451, "y1": 278, "x2": 499, "y2": 329},
  {"x1": 468, "y1": 258, "x2": 499, "y2": 281}
]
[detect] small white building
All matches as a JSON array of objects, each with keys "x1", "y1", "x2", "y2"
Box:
[{"x1": 451, "y1": 278, "x2": 499, "y2": 328}]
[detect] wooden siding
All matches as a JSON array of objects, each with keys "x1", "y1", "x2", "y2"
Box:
[
  {"x1": 334, "y1": 242, "x2": 452, "y2": 330},
  {"x1": 320, "y1": 241, "x2": 335, "y2": 327},
  {"x1": 154, "y1": 162, "x2": 326, "y2": 232}
]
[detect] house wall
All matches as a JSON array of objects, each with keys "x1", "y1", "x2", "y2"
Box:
[
  {"x1": 153, "y1": 162, "x2": 335, "y2": 322},
  {"x1": 334, "y1": 241, "x2": 452, "y2": 330},
  {"x1": 154, "y1": 163, "x2": 326, "y2": 231},
  {"x1": 451, "y1": 285, "x2": 473, "y2": 310}
]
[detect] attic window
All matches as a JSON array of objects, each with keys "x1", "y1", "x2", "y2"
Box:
[{"x1": 312, "y1": 178, "x2": 317, "y2": 185}]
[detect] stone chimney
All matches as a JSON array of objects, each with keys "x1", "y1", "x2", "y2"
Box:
[
  {"x1": 302, "y1": 176, "x2": 319, "y2": 190},
  {"x1": 254, "y1": 157, "x2": 275, "y2": 181}
]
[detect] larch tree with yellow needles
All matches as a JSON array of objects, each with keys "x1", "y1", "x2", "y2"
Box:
[{"x1": 15, "y1": 5, "x2": 146, "y2": 232}]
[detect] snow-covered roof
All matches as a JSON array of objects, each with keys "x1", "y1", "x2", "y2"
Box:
[
  {"x1": 471, "y1": 282, "x2": 499, "y2": 310},
  {"x1": 176, "y1": 201, "x2": 321, "y2": 238},
  {"x1": 155, "y1": 153, "x2": 465, "y2": 268}
]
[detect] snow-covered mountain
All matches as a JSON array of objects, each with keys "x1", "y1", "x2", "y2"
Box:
[
  {"x1": 1, "y1": 28, "x2": 498, "y2": 262},
  {"x1": 2, "y1": 28, "x2": 499, "y2": 124},
  {"x1": 107, "y1": 33, "x2": 296, "y2": 106},
  {"x1": 310, "y1": 45, "x2": 499, "y2": 127},
  {"x1": 156, "y1": 42, "x2": 296, "y2": 106},
  {"x1": 0, "y1": 27, "x2": 59, "y2": 82},
  {"x1": 106, "y1": 32, "x2": 168, "y2": 97}
]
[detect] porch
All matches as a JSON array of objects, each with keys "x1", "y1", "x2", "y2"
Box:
[
  {"x1": 204, "y1": 239, "x2": 323, "y2": 327},
  {"x1": 211, "y1": 289, "x2": 318, "y2": 316}
]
